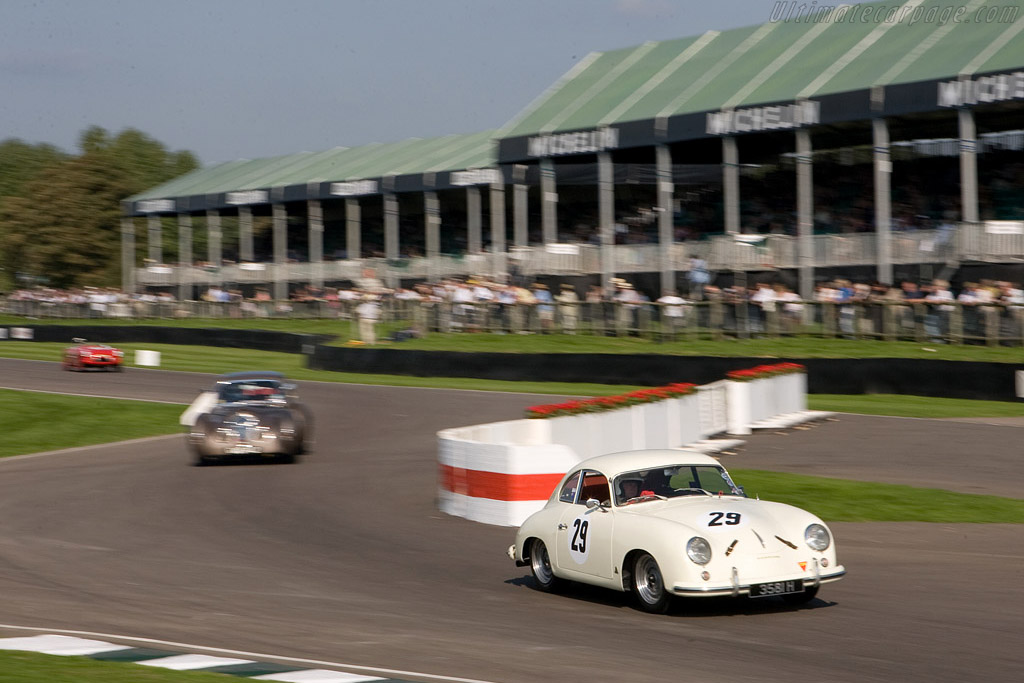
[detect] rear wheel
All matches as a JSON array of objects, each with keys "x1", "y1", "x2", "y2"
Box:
[
  {"x1": 632, "y1": 552, "x2": 671, "y2": 613},
  {"x1": 529, "y1": 539, "x2": 560, "y2": 592}
]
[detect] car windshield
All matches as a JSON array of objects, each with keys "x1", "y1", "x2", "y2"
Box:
[
  {"x1": 218, "y1": 380, "x2": 286, "y2": 403},
  {"x1": 613, "y1": 465, "x2": 744, "y2": 505}
]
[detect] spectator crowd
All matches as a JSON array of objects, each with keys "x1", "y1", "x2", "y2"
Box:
[{"x1": 4, "y1": 272, "x2": 1024, "y2": 345}]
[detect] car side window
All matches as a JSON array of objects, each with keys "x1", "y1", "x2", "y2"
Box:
[
  {"x1": 559, "y1": 471, "x2": 582, "y2": 503},
  {"x1": 578, "y1": 471, "x2": 610, "y2": 506}
]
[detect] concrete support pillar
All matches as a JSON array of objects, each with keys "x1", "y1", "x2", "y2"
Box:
[
  {"x1": 722, "y1": 136, "x2": 740, "y2": 235},
  {"x1": 873, "y1": 117, "x2": 893, "y2": 285},
  {"x1": 177, "y1": 213, "x2": 192, "y2": 301},
  {"x1": 656, "y1": 144, "x2": 674, "y2": 295},
  {"x1": 425, "y1": 191, "x2": 440, "y2": 283},
  {"x1": 121, "y1": 217, "x2": 135, "y2": 294},
  {"x1": 599, "y1": 151, "x2": 615, "y2": 295},
  {"x1": 308, "y1": 200, "x2": 324, "y2": 290},
  {"x1": 345, "y1": 198, "x2": 361, "y2": 260},
  {"x1": 540, "y1": 158, "x2": 557, "y2": 244},
  {"x1": 467, "y1": 186, "x2": 482, "y2": 255},
  {"x1": 272, "y1": 203, "x2": 288, "y2": 301},
  {"x1": 206, "y1": 210, "x2": 221, "y2": 269},
  {"x1": 796, "y1": 129, "x2": 814, "y2": 300},
  {"x1": 384, "y1": 192, "x2": 399, "y2": 261},
  {"x1": 958, "y1": 107, "x2": 979, "y2": 224},
  {"x1": 513, "y1": 164, "x2": 528, "y2": 247},
  {"x1": 239, "y1": 206, "x2": 254, "y2": 262},
  {"x1": 147, "y1": 214, "x2": 162, "y2": 264},
  {"x1": 490, "y1": 179, "x2": 507, "y2": 282}
]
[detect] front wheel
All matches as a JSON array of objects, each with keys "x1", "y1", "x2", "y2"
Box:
[
  {"x1": 632, "y1": 552, "x2": 671, "y2": 613},
  {"x1": 529, "y1": 539, "x2": 561, "y2": 592}
]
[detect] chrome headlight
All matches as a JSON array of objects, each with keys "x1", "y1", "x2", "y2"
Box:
[
  {"x1": 805, "y1": 523, "x2": 831, "y2": 551},
  {"x1": 686, "y1": 536, "x2": 712, "y2": 565}
]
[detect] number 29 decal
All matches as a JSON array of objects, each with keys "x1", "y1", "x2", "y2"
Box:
[
  {"x1": 701, "y1": 511, "x2": 746, "y2": 531},
  {"x1": 568, "y1": 515, "x2": 590, "y2": 564}
]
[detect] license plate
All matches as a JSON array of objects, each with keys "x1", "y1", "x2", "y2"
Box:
[
  {"x1": 228, "y1": 445, "x2": 261, "y2": 454},
  {"x1": 749, "y1": 579, "x2": 804, "y2": 598}
]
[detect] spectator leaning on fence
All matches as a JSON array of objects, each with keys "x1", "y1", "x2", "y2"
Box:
[
  {"x1": 656, "y1": 289, "x2": 687, "y2": 337},
  {"x1": 355, "y1": 293, "x2": 381, "y2": 344},
  {"x1": 556, "y1": 283, "x2": 580, "y2": 334},
  {"x1": 532, "y1": 283, "x2": 554, "y2": 333}
]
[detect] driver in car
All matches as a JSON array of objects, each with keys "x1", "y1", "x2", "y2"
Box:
[
  {"x1": 642, "y1": 468, "x2": 673, "y2": 497},
  {"x1": 617, "y1": 478, "x2": 642, "y2": 505}
]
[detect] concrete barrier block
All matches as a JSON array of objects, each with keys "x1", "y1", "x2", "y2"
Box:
[{"x1": 135, "y1": 349, "x2": 161, "y2": 367}]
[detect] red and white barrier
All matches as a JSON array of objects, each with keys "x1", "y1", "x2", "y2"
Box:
[{"x1": 437, "y1": 419, "x2": 579, "y2": 526}]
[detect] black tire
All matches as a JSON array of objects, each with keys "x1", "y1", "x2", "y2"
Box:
[
  {"x1": 632, "y1": 552, "x2": 671, "y2": 613},
  {"x1": 529, "y1": 539, "x2": 561, "y2": 592},
  {"x1": 782, "y1": 585, "x2": 819, "y2": 606}
]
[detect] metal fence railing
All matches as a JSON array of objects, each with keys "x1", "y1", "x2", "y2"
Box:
[{"x1": 4, "y1": 297, "x2": 1022, "y2": 347}]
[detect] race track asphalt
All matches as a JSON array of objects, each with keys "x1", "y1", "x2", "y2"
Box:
[{"x1": 0, "y1": 357, "x2": 1021, "y2": 683}]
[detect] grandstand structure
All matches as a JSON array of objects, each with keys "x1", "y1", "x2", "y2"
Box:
[{"x1": 124, "y1": 0, "x2": 1024, "y2": 299}]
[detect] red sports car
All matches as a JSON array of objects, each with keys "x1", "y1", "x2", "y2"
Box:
[{"x1": 62, "y1": 339, "x2": 124, "y2": 371}]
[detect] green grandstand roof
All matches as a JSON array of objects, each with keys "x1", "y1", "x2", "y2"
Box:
[
  {"x1": 498, "y1": 0, "x2": 1024, "y2": 138},
  {"x1": 127, "y1": 0, "x2": 1024, "y2": 212},
  {"x1": 127, "y1": 129, "x2": 495, "y2": 203}
]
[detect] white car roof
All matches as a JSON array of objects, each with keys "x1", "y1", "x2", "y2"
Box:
[{"x1": 572, "y1": 449, "x2": 723, "y2": 478}]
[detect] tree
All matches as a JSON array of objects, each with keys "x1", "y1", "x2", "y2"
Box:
[
  {"x1": 0, "y1": 139, "x2": 67, "y2": 199},
  {"x1": 0, "y1": 127, "x2": 199, "y2": 289}
]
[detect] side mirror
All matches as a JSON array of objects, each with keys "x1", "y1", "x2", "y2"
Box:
[{"x1": 585, "y1": 498, "x2": 608, "y2": 511}]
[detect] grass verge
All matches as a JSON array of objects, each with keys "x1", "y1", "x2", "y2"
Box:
[
  {"x1": 0, "y1": 650, "x2": 233, "y2": 683},
  {"x1": 2, "y1": 315, "x2": 1024, "y2": 361},
  {"x1": 0, "y1": 389, "x2": 183, "y2": 458},
  {"x1": 806, "y1": 393, "x2": 1024, "y2": 418},
  {"x1": 733, "y1": 469, "x2": 1024, "y2": 522}
]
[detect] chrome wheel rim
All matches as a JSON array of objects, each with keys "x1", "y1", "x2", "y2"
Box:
[
  {"x1": 634, "y1": 554, "x2": 663, "y2": 604},
  {"x1": 531, "y1": 541, "x2": 553, "y2": 585}
]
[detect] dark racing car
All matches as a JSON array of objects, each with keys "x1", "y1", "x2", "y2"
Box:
[{"x1": 182, "y1": 371, "x2": 311, "y2": 465}]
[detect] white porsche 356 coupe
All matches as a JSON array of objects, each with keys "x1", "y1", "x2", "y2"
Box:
[{"x1": 508, "y1": 449, "x2": 845, "y2": 613}]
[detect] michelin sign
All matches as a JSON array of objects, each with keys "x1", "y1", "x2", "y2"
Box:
[
  {"x1": 937, "y1": 71, "x2": 1024, "y2": 108},
  {"x1": 706, "y1": 100, "x2": 820, "y2": 135}
]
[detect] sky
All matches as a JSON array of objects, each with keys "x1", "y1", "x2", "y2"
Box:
[{"x1": 2, "y1": 0, "x2": 776, "y2": 166}]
